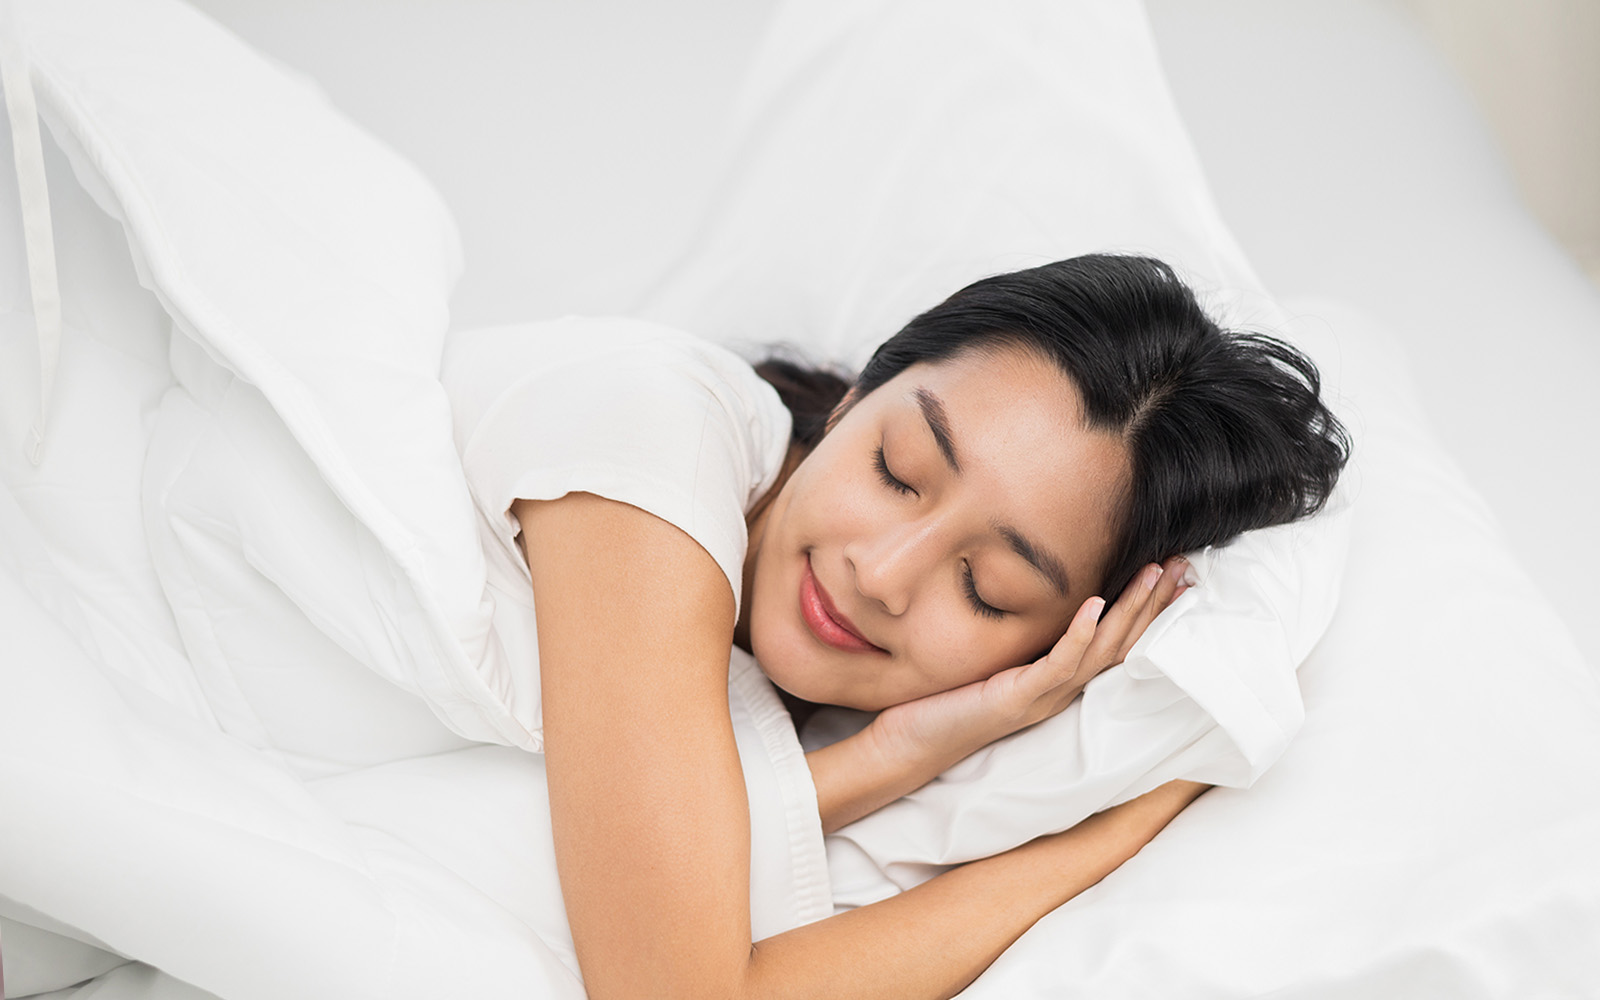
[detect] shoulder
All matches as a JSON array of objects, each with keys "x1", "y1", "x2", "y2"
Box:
[{"x1": 443, "y1": 317, "x2": 793, "y2": 615}]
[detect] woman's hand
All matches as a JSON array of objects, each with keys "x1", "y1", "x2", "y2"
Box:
[
  {"x1": 871, "y1": 555, "x2": 1193, "y2": 769},
  {"x1": 809, "y1": 555, "x2": 1191, "y2": 834}
]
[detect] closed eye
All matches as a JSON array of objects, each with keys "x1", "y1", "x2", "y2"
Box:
[
  {"x1": 962, "y1": 562, "x2": 1007, "y2": 620},
  {"x1": 873, "y1": 444, "x2": 916, "y2": 496}
]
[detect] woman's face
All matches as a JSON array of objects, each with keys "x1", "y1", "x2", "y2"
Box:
[{"x1": 743, "y1": 343, "x2": 1130, "y2": 710}]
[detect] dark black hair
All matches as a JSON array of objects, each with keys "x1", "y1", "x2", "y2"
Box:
[
  {"x1": 753, "y1": 357, "x2": 852, "y2": 450},
  {"x1": 758, "y1": 253, "x2": 1350, "y2": 601}
]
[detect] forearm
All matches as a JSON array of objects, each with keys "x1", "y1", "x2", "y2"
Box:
[
  {"x1": 806, "y1": 720, "x2": 986, "y2": 834},
  {"x1": 743, "y1": 780, "x2": 1210, "y2": 1000}
]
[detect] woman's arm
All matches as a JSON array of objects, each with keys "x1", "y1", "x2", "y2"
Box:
[
  {"x1": 519, "y1": 493, "x2": 1203, "y2": 1000},
  {"x1": 752, "y1": 778, "x2": 1207, "y2": 998}
]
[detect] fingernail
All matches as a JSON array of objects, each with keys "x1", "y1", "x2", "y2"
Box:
[{"x1": 1143, "y1": 564, "x2": 1162, "y2": 590}]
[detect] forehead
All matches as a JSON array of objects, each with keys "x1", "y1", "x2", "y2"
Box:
[
  {"x1": 871, "y1": 345, "x2": 1130, "y2": 590},
  {"x1": 893, "y1": 342, "x2": 1082, "y2": 425}
]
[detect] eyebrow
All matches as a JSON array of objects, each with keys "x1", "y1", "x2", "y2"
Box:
[
  {"x1": 914, "y1": 387, "x2": 962, "y2": 474},
  {"x1": 914, "y1": 386, "x2": 1073, "y2": 598},
  {"x1": 996, "y1": 524, "x2": 1072, "y2": 598}
]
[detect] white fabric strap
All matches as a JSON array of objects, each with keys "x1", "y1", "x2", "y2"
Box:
[{"x1": 0, "y1": 0, "x2": 61, "y2": 466}]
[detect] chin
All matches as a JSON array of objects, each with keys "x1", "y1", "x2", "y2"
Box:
[
  {"x1": 749, "y1": 631, "x2": 810, "y2": 700},
  {"x1": 750, "y1": 627, "x2": 846, "y2": 709}
]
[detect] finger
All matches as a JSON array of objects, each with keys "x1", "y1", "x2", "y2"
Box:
[
  {"x1": 1113, "y1": 555, "x2": 1189, "y2": 663},
  {"x1": 1084, "y1": 562, "x2": 1164, "y2": 662},
  {"x1": 1038, "y1": 583, "x2": 1149, "y2": 711},
  {"x1": 1031, "y1": 595, "x2": 1105, "y2": 688}
]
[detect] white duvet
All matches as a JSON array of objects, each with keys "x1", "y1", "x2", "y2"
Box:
[
  {"x1": 0, "y1": 1, "x2": 827, "y2": 993},
  {"x1": 4, "y1": 0, "x2": 1599, "y2": 997}
]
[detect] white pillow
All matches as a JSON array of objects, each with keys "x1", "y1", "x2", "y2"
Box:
[{"x1": 640, "y1": 0, "x2": 1350, "y2": 899}]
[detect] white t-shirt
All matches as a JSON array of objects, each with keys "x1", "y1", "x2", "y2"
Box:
[{"x1": 440, "y1": 318, "x2": 792, "y2": 738}]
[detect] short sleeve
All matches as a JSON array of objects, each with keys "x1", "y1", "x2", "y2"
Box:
[{"x1": 441, "y1": 317, "x2": 793, "y2": 616}]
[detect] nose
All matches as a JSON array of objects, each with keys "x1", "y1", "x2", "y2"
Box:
[{"x1": 844, "y1": 517, "x2": 942, "y2": 617}]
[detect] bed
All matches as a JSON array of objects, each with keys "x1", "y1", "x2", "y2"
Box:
[{"x1": 2, "y1": 0, "x2": 1597, "y2": 997}]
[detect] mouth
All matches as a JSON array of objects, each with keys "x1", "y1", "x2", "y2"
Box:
[{"x1": 800, "y1": 556, "x2": 885, "y2": 654}]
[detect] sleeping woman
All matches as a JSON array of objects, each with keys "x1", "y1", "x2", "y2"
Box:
[{"x1": 443, "y1": 253, "x2": 1348, "y2": 999}]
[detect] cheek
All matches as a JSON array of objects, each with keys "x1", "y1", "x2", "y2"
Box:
[
  {"x1": 790, "y1": 468, "x2": 873, "y2": 537},
  {"x1": 896, "y1": 605, "x2": 1065, "y2": 700},
  {"x1": 894, "y1": 608, "x2": 1005, "y2": 697}
]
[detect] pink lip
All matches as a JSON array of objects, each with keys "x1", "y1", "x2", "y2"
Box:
[{"x1": 800, "y1": 557, "x2": 884, "y2": 654}]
